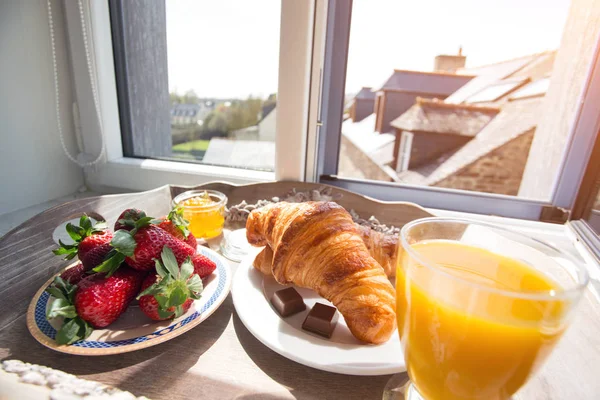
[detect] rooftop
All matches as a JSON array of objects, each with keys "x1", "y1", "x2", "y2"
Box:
[
  {"x1": 374, "y1": 69, "x2": 474, "y2": 94},
  {"x1": 390, "y1": 98, "x2": 499, "y2": 137}
]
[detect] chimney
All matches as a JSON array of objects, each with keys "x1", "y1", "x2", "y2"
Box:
[{"x1": 434, "y1": 46, "x2": 466, "y2": 73}]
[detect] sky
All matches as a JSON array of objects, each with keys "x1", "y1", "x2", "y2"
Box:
[{"x1": 166, "y1": 0, "x2": 572, "y2": 99}]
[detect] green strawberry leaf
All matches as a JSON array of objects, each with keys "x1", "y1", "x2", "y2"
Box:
[
  {"x1": 161, "y1": 247, "x2": 179, "y2": 278},
  {"x1": 136, "y1": 282, "x2": 163, "y2": 300},
  {"x1": 91, "y1": 220, "x2": 107, "y2": 232},
  {"x1": 45, "y1": 286, "x2": 67, "y2": 301},
  {"x1": 55, "y1": 317, "x2": 92, "y2": 345},
  {"x1": 111, "y1": 230, "x2": 137, "y2": 256},
  {"x1": 53, "y1": 240, "x2": 79, "y2": 260},
  {"x1": 168, "y1": 206, "x2": 190, "y2": 238},
  {"x1": 189, "y1": 292, "x2": 202, "y2": 301},
  {"x1": 155, "y1": 259, "x2": 169, "y2": 279},
  {"x1": 117, "y1": 218, "x2": 136, "y2": 228},
  {"x1": 180, "y1": 257, "x2": 194, "y2": 281},
  {"x1": 80, "y1": 215, "x2": 92, "y2": 232},
  {"x1": 187, "y1": 274, "x2": 203, "y2": 294},
  {"x1": 167, "y1": 285, "x2": 187, "y2": 308},
  {"x1": 174, "y1": 305, "x2": 185, "y2": 318},
  {"x1": 157, "y1": 308, "x2": 175, "y2": 319},
  {"x1": 155, "y1": 294, "x2": 169, "y2": 309},
  {"x1": 65, "y1": 223, "x2": 83, "y2": 242},
  {"x1": 56, "y1": 319, "x2": 82, "y2": 345},
  {"x1": 47, "y1": 299, "x2": 78, "y2": 319},
  {"x1": 93, "y1": 251, "x2": 126, "y2": 276}
]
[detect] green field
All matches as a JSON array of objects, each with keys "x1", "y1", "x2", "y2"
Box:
[{"x1": 172, "y1": 140, "x2": 210, "y2": 152}]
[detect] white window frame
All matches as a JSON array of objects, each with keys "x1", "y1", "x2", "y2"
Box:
[
  {"x1": 309, "y1": 0, "x2": 600, "y2": 221},
  {"x1": 67, "y1": 0, "x2": 315, "y2": 192},
  {"x1": 68, "y1": 0, "x2": 600, "y2": 223}
]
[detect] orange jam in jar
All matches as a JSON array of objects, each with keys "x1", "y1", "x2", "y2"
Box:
[{"x1": 172, "y1": 190, "x2": 227, "y2": 239}]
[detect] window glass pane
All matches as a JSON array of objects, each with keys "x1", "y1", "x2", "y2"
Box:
[
  {"x1": 120, "y1": 0, "x2": 280, "y2": 171},
  {"x1": 338, "y1": 0, "x2": 572, "y2": 198},
  {"x1": 587, "y1": 189, "x2": 600, "y2": 235}
]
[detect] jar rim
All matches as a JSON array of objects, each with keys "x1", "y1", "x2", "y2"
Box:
[{"x1": 172, "y1": 190, "x2": 228, "y2": 209}]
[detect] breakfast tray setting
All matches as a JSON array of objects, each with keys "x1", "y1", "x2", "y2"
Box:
[{"x1": 0, "y1": 181, "x2": 598, "y2": 399}]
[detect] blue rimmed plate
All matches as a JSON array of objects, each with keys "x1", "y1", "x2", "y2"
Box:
[{"x1": 26, "y1": 246, "x2": 232, "y2": 355}]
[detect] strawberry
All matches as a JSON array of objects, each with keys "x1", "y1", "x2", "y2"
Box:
[
  {"x1": 59, "y1": 263, "x2": 88, "y2": 285},
  {"x1": 74, "y1": 268, "x2": 144, "y2": 328},
  {"x1": 157, "y1": 206, "x2": 196, "y2": 248},
  {"x1": 53, "y1": 215, "x2": 111, "y2": 261},
  {"x1": 96, "y1": 224, "x2": 196, "y2": 275},
  {"x1": 158, "y1": 220, "x2": 197, "y2": 249},
  {"x1": 77, "y1": 231, "x2": 113, "y2": 261},
  {"x1": 191, "y1": 254, "x2": 216, "y2": 279},
  {"x1": 138, "y1": 276, "x2": 193, "y2": 321},
  {"x1": 114, "y1": 208, "x2": 146, "y2": 231},
  {"x1": 44, "y1": 267, "x2": 143, "y2": 344},
  {"x1": 81, "y1": 242, "x2": 113, "y2": 270},
  {"x1": 126, "y1": 226, "x2": 196, "y2": 271},
  {"x1": 137, "y1": 247, "x2": 203, "y2": 321}
]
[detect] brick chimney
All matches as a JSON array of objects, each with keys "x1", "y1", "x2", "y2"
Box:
[{"x1": 434, "y1": 47, "x2": 466, "y2": 73}]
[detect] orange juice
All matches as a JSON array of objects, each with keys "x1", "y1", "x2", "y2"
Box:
[
  {"x1": 396, "y1": 240, "x2": 568, "y2": 400},
  {"x1": 180, "y1": 193, "x2": 226, "y2": 239}
]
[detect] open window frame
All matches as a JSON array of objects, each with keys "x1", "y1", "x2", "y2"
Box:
[
  {"x1": 310, "y1": 0, "x2": 600, "y2": 222},
  {"x1": 66, "y1": 0, "x2": 318, "y2": 193}
]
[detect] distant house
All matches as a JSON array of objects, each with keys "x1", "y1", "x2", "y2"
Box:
[
  {"x1": 347, "y1": 87, "x2": 376, "y2": 122},
  {"x1": 393, "y1": 51, "x2": 555, "y2": 195},
  {"x1": 230, "y1": 102, "x2": 276, "y2": 142},
  {"x1": 372, "y1": 69, "x2": 474, "y2": 133},
  {"x1": 171, "y1": 103, "x2": 206, "y2": 126},
  {"x1": 390, "y1": 99, "x2": 500, "y2": 172},
  {"x1": 339, "y1": 50, "x2": 557, "y2": 196}
]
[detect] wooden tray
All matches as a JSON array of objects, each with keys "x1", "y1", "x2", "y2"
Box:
[{"x1": 1, "y1": 181, "x2": 599, "y2": 399}]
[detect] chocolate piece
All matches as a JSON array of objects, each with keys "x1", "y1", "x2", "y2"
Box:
[
  {"x1": 271, "y1": 287, "x2": 306, "y2": 317},
  {"x1": 302, "y1": 303, "x2": 338, "y2": 338}
]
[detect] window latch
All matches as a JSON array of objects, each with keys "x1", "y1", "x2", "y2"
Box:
[{"x1": 540, "y1": 206, "x2": 571, "y2": 224}]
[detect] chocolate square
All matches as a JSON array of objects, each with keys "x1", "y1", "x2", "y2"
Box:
[
  {"x1": 271, "y1": 287, "x2": 306, "y2": 317},
  {"x1": 302, "y1": 303, "x2": 338, "y2": 338}
]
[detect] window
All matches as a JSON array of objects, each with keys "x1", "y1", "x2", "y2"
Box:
[
  {"x1": 111, "y1": 0, "x2": 280, "y2": 172},
  {"x1": 315, "y1": 0, "x2": 600, "y2": 220}
]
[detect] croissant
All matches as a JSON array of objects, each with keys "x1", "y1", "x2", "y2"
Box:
[
  {"x1": 246, "y1": 201, "x2": 397, "y2": 344},
  {"x1": 254, "y1": 225, "x2": 398, "y2": 278}
]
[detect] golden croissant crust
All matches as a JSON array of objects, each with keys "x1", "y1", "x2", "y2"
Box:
[
  {"x1": 246, "y1": 201, "x2": 396, "y2": 344},
  {"x1": 254, "y1": 225, "x2": 398, "y2": 278}
]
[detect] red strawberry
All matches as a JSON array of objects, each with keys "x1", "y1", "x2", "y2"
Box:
[
  {"x1": 114, "y1": 208, "x2": 146, "y2": 231},
  {"x1": 126, "y1": 225, "x2": 196, "y2": 271},
  {"x1": 158, "y1": 220, "x2": 197, "y2": 248},
  {"x1": 53, "y1": 215, "x2": 112, "y2": 261},
  {"x1": 137, "y1": 247, "x2": 203, "y2": 321},
  {"x1": 59, "y1": 263, "x2": 88, "y2": 285},
  {"x1": 45, "y1": 267, "x2": 144, "y2": 344},
  {"x1": 77, "y1": 230, "x2": 113, "y2": 261},
  {"x1": 157, "y1": 206, "x2": 196, "y2": 248},
  {"x1": 75, "y1": 268, "x2": 144, "y2": 328},
  {"x1": 191, "y1": 254, "x2": 216, "y2": 279},
  {"x1": 81, "y1": 242, "x2": 113, "y2": 270},
  {"x1": 138, "y1": 275, "x2": 193, "y2": 321}
]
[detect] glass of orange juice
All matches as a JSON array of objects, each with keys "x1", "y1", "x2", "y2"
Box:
[
  {"x1": 390, "y1": 217, "x2": 589, "y2": 400},
  {"x1": 172, "y1": 190, "x2": 227, "y2": 240}
]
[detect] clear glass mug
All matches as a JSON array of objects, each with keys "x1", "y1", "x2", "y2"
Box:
[{"x1": 392, "y1": 217, "x2": 589, "y2": 400}]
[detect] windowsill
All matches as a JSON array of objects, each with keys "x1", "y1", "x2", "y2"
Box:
[{"x1": 86, "y1": 157, "x2": 275, "y2": 192}]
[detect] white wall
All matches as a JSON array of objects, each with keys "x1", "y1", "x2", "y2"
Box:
[{"x1": 0, "y1": 0, "x2": 84, "y2": 215}]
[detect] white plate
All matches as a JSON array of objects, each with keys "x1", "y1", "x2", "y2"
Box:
[
  {"x1": 27, "y1": 246, "x2": 232, "y2": 355},
  {"x1": 232, "y1": 248, "x2": 405, "y2": 376}
]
